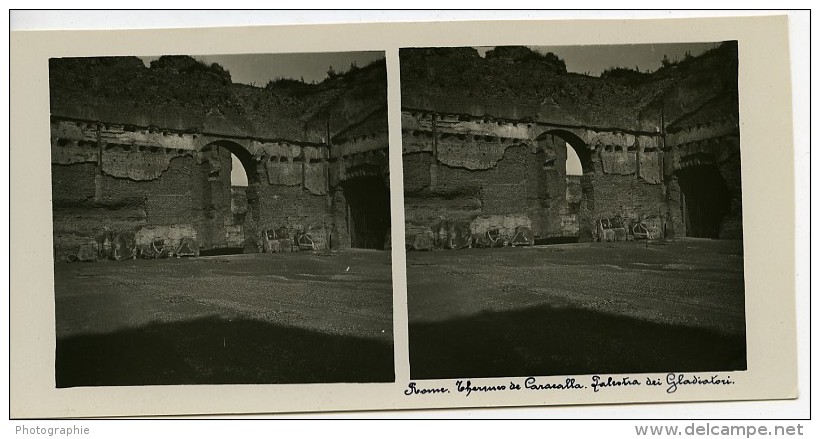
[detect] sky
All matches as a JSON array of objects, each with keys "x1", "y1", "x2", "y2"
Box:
[
  {"x1": 566, "y1": 146, "x2": 583, "y2": 176},
  {"x1": 476, "y1": 42, "x2": 721, "y2": 76}
]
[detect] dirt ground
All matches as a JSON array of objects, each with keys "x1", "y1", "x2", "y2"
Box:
[
  {"x1": 407, "y1": 238, "x2": 747, "y2": 379},
  {"x1": 54, "y1": 249, "x2": 394, "y2": 387},
  {"x1": 55, "y1": 239, "x2": 746, "y2": 385}
]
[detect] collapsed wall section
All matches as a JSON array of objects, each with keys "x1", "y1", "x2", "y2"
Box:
[
  {"x1": 49, "y1": 56, "x2": 390, "y2": 259},
  {"x1": 401, "y1": 112, "x2": 669, "y2": 249},
  {"x1": 50, "y1": 117, "x2": 391, "y2": 258},
  {"x1": 52, "y1": 152, "x2": 202, "y2": 260},
  {"x1": 400, "y1": 42, "x2": 741, "y2": 248}
]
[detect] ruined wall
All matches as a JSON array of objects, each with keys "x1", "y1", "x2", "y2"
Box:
[
  {"x1": 404, "y1": 145, "x2": 541, "y2": 234},
  {"x1": 50, "y1": 117, "x2": 390, "y2": 257},
  {"x1": 400, "y1": 47, "x2": 658, "y2": 131},
  {"x1": 50, "y1": 56, "x2": 390, "y2": 258},
  {"x1": 52, "y1": 153, "x2": 202, "y2": 260},
  {"x1": 198, "y1": 145, "x2": 247, "y2": 250},
  {"x1": 49, "y1": 56, "x2": 388, "y2": 144},
  {"x1": 400, "y1": 43, "x2": 738, "y2": 134},
  {"x1": 229, "y1": 186, "x2": 249, "y2": 248},
  {"x1": 564, "y1": 175, "x2": 583, "y2": 236},
  {"x1": 663, "y1": 129, "x2": 742, "y2": 239},
  {"x1": 231, "y1": 187, "x2": 248, "y2": 215},
  {"x1": 401, "y1": 42, "x2": 741, "y2": 247},
  {"x1": 255, "y1": 170, "x2": 332, "y2": 250},
  {"x1": 50, "y1": 119, "x2": 230, "y2": 258},
  {"x1": 402, "y1": 121, "x2": 542, "y2": 247},
  {"x1": 584, "y1": 141, "x2": 668, "y2": 236},
  {"x1": 401, "y1": 111, "x2": 670, "y2": 248}
]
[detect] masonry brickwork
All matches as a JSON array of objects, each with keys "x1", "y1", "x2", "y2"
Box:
[
  {"x1": 401, "y1": 43, "x2": 741, "y2": 248},
  {"x1": 50, "y1": 56, "x2": 389, "y2": 259}
]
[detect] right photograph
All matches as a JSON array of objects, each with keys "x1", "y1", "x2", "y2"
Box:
[{"x1": 400, "y1": 42, "x2": 746, "y2": 380}]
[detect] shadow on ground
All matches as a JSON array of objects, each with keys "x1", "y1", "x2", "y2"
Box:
[
  {"x1": 56, "y1": 316, "x2": 394, "y2": 387},
  {"x1": 409, "y1": 304, "x2": 746, "y2": 380}
]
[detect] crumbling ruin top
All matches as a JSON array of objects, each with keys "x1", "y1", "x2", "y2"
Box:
[
  {"x1": 400, "y1": 42, "x2": 738, "y2": 133},
  {"x1": 49, "y1": 55, "x2": 388, "y2": 144}
]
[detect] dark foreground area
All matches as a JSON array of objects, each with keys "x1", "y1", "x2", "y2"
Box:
[
  {"x1": 407, "y1": 239, "x2": 746, "y2": 379},
  {"x1": 55, "y1": 250, "x2": 394, "y2": 387}
]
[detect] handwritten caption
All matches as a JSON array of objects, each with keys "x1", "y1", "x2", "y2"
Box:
[{"x1": 404, "y1": 373, "x2": 734, "y2": 397}]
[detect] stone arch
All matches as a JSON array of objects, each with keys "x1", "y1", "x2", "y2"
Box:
[
  {"x1": 197, "y1": 139, "x2": 262, "y2": 254},
  {"x1": 536, "y1": 129, "x2": 593, "y2": 174},
  {"x1": 197, "y1": 138, "x2": 260, "y2": 183},
  {"x1": 534, "y1": 128, "x2": 595, "y2": 242}
]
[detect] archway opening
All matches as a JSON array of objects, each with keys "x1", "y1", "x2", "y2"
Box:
[
  {"x1": 231, "y1": 154, "x2": 249, "y2": 187},
  {"x1": 533, "y1": 130, "x2": 594, "y2": 244},
  {"x1": 558, "y1": 142, "x2": 584, "y2": 244},
  {"x1": 341, "y1": 175, "x2": 390, "y2": 250},
  {"x1": 540, "y1": 129, "x2": 593, "y2": 175},
  {"x1": 198, "y1": 141, "x2": 260, "y2": 255},
  {"x1": 677, "y1": 164, "x2": 730, "y2": 238},
  {"x1": 565, "y1": 143, "x2": 583, "y2": 176}
]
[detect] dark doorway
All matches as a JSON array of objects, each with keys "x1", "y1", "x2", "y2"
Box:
[
  {"x1": 678, "y1": 165, "x2": 730, "y2": 238},
  {"x1": 342, "y1": 176, "x2": 390, "y2": 249}
]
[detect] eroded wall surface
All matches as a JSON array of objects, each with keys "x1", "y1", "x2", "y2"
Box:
[
  {"x1": 401, "y1": 43, "x2": 741, "y2": 247},
  {"x1": 50, "y1": 56, "x2": 390, "y2": 259},
  {"x1": 401, "y1": 113, "x2": 668, "y2": 246}
]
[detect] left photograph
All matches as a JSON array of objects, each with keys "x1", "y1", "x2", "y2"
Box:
[{"x1": 49, "y1": 52, "x2": 394, "y2": 387}]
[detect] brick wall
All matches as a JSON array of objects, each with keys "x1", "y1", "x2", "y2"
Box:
[
  {"x1": 52, "y1": 162, "x2": 97, "y2": 202},
  {"x1": 401, "y1": 124, "x2": 675, "y2": 246},
  {"x1": 403, "y1": 140, "x2": 573, "y2": 244},
  {"x1": 51, "y1": 153, "x2": 206, "y2": 259},
  {"x1": 256, "y1": 163, "x2": 333, "y2": 249}
]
